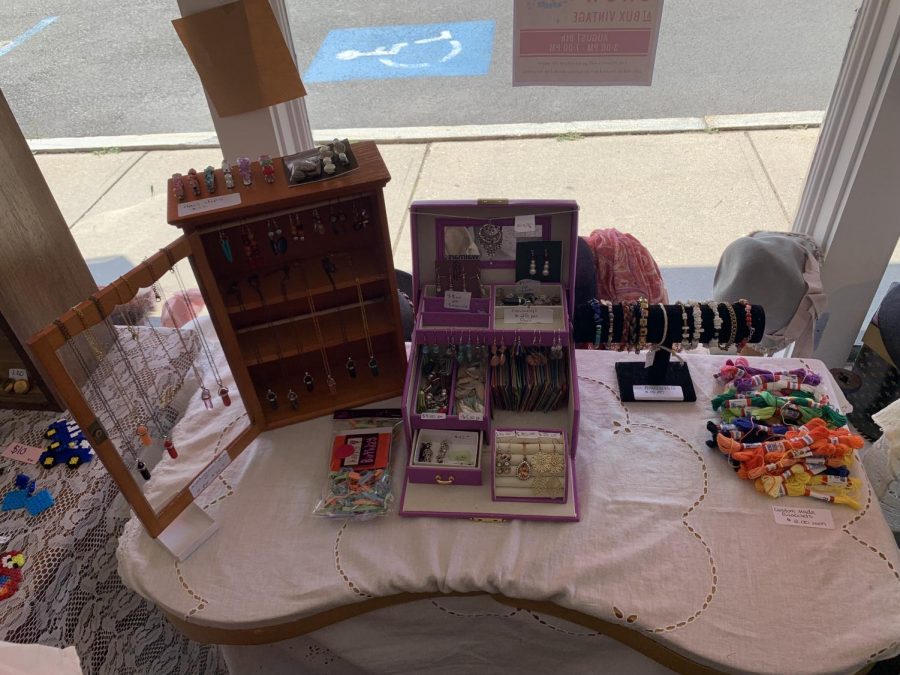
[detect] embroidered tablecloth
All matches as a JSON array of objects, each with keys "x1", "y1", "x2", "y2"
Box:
[{"x1": 117, "y1": 349, "x2": 900, "y2": 675}]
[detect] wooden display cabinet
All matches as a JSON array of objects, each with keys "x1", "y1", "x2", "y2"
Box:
[{"x1": 169, "y1": 141, "x2": 407, "y2": 429}]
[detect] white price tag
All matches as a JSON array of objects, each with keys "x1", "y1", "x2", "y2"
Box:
[
  {"x1": 1, "y1": 442, "x2": 43, "y2": 464},
  {"x1": 8, "y1": 368, "x2": 27, "y2": 380},
  {"x1": 459, "y1": 411, "x2": 484, "y2": 421},
  {"x1": 515, "y1": 279, "x2": 541, "y2": 296},
  {"x1": 189, "y1": 451, "x2": 232, "y2": 498},
  {"x1": 177, "y1": 193, "x2": 241, "y2": 217},
  {"x1": 772, "y1": 505, "x2": 834, "y2": 530},
  {"x1": 443, "y1": 290, "x2": 472, "y2": 311},
  {"x1": 514, "y1": 214, "x2": 536, "y2": 235},
  {"x1": 0, "y1": 534, "x2": 10, "y2": 547},
  {"x1": 515, "y1": 430, "x2": 540, "y2": 438},
  {"x1": 420, "y1": 412, "x2": 446, "y2": 420},
  {"x1": 633, "y1": 385, "x2": 684, "y2": 401},
  {"x1": 504, "y1": 306, "x2": 554, "y2": 324}
]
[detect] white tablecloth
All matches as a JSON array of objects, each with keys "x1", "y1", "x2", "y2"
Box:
[{"x1": 117, "y1": 350, "x2": 900, "y2": 675}]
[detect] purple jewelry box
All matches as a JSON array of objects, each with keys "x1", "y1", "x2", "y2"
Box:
[{"x1": 399, "y1": 200, "x2": 580, "y2": 522}]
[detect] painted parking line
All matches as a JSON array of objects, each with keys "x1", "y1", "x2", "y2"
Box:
[
  {"x1": 305, "y1": 20, "x2": 495, "y2": 82},
  {"x1": 0, "y1": 16, "x2": 59, "y2": 58}
]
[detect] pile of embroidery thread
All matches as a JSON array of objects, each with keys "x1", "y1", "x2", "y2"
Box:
[{"x1": 707, "y1": 358, "x2": 864, "y2": 509}]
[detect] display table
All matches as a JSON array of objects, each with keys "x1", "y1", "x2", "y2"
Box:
[{"x1": 116, "y1": 349, "x2": 900, "y2": 675}]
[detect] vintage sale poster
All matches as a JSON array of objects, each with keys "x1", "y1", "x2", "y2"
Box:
[{"x1": 513, "y1": 0, "x2": 664, "y2": 86}]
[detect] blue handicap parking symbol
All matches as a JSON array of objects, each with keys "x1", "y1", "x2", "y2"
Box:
[{"x1": 304, "y1": 20, "x2": 495, "y2": 82}]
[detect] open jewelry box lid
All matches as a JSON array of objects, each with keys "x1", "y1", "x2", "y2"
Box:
[{"x1": 409, "y1": 200, "x2": 580, "y2": 319}]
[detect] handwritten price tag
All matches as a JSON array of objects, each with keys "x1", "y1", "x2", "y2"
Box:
[
  {"x1": 176, "y1": 193, "x2": 241, "y2": 217},
  {"x1": 772, "y1": 505, "x2": 834, "y2": 530},
  {"x1": 443, "y1": 290, "x2": 472, "y2": 311},
  {"x1": 189, "y1": 451, "x2": 232, "y2": 498},
  {"x1": 514, "y1": 214, "x2": 536, "y2": 235},
  {"x1": 8, "y1": 368, "x2": 27, "y2": 381},
  {"x1": 2, "y1": 442, "x2": 43, "y2": 464},
  {"x1": 505, "y1": 306, "x2": 553, "y2": 324}
]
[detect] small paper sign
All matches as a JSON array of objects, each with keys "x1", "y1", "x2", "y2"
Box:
[
  {"x1": 420, "y1": 412, "x2": 447, "y2": 420},
  {"x1": 189, "y1": 451, "x2": 232, "y2": 498},
  {"x1": 514, "y1": 214, "x2": 536, "y2": 235},
  {"x1": 2, "y1": 442, "x2": 43, "y2": 464},
  {"x1": 515, "y1": 279, "x2": 541, "y2": 296},
  {"x1": 0, "y1": 534, "x2": 11, "y2": 547},
  {"x1": 459, "y1": 411, "x2": 484, "y2": 421},
  {"x1": 633, "y1": 384, "x2": 684, "y2": 401},
  {"x1": 505, "y1": 306, "x2": 554, "y2": 324},
  {"x1": 177, "y1": 193, "x2": 241, "y2": 217},
  {"x1": 515, "y1": 430, "x2": 540, "y2": 438},
  {"x1": 8, "y1": 368, "x2": 27, "y2": 381},
  {"x1": 772, "y1": 505, "x2": 834, "y2": 530},
  {"x1": 443, "y1": 290, "x2": 472, "y2": 311}
]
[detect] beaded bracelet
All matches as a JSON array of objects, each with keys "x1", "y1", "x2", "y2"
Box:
[
  {"x1": 707, "y1": 301, "x2": 722, "y2": 347},
  {"x1": 722, "y1": 303, "x2": 738, "y2": 350},
  {"x1": 631, "y1": 301, "x2": 641, "y2": 352},
  {"x1": 602, "y1": 300, "x2": 614, "y2": 345},
  {"x1": 737, "y1": 300, "x2": 754, "y2": 351},
  {"x1": 690, "y1": 302, "x2": 702, "y2": 349},
  {"x1": 588, "y1": 299, "x2": 604, "y2": 348},
  {"x1": 679, "y1": 302, "x2": 690, "y2": 349},
  {"x1": 620, "y1": 302, "x2": 633, "y2": 350},
  {"x1": 637, "y1": 298, "x2": 649, "y2": 352}
]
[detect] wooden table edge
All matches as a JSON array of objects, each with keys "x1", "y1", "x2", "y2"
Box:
[{"x1": 162, "y1": 592, "x2": 731, "y2": 675}]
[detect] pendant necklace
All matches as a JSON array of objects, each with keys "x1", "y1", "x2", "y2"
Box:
[
  {"x1": 248, "y1": 273, "x2": 285, "y2": 410},
  {"x1": 337, "y1": 305, "x2": 357, "y2": 379},
  {"x1": 166, "y1": 251, "x2": 231, "y2": 407},
  {"x1": 477, "y1": 221, "x2": 503, "y2": 259},
  {"x1": 61, "y1": 315, "x2": 151, "y2": 480},
  {"x1": 287, "y1": 270, "x2": 316, "y2": 393},
  {"x1": 349, "y1": 257, "x2": 379, "y2": 377},
  {"x1": 146, "y1": 260, "x2": 214, "y2": 409},
  {"x1": 278, "y1": 267, "x2": 301, "y2": 409},
  {"x1": 299, "y1": 262, "x2": 337, "y2": 394},
  {"x1": 91, "y1": 295, "x2": 177, "y2": 459},
  {"x1": 105, "y1": 284, "x2": 179, "y2": 459}
]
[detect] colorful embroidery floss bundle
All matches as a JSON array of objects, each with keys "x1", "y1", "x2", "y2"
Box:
[{"x1": 708, "y1": 362, "x2": 863, "y2": 509}]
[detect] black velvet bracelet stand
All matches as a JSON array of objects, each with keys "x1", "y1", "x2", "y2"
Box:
[{"x1": 572, "y1": 302, "x2": 766, "y2": 402}]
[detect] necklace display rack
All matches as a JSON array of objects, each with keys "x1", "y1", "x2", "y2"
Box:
[
  {"x1": 572, "y1": 301, "x2": 766, "y2": 403},
  {"x1": 399, "y1": 199, "x2": 582, "y2": 522},
  {"x1": 27, "y1": 143, "x2": 407, "y2": 543},
  {"x1": 167, "y1": 141, "x2": 407, "y2": 431}
]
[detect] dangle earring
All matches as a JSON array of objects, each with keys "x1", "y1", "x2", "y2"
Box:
[
  {"x1": 312, "y1": 208, "x2": 324, "y2": 235},
  {"x1": 304, "y1": 371, "x2": 315, "y2": 392},
  {"x1": 499, "y1": 335, "x2": 507, "y2": 365},
  {"x1": 529, "y1": 250, "x2": 537, "y2": 277},
  {"x1": 266, "y1": 388, "x2": 278, "y2": 410},
  {"x1": 435, "y1": 272, "x2": 442, "y2": 295},
  {"x1": 290, "y1": 214, "x2": 305, "y2": 242},
  {"x1": 542, "y1": 249, "x2": 550, "y2": 277},
  {"x1": 287, "y1": 388, "x2": 299, "y2": 410},
  {"x1": 219, "y1": 231, "x2": 233, "y2": 262}
]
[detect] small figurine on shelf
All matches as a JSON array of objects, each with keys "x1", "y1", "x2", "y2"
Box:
[
  {"x1": 237, "y1": 157, "x2": 253, "y2": 186},
  {"x1": 203, "y1": 166, "x2": 216, "y2": 193},
  {"x1": 186, "y1": 168, "x2": 201, "y2": 196},
  {"x1": 259, "y1": 154, "x2": 276, "y2": 184},
  {"x1": 333, "y1": 139, "x2": 350, "y2": 165},
  {"x1": 41, "y1": 419, "x2": 94, "y2": 469},
  {"x1": 171, "y1": 173, "x2": 185, "y2": 201},
  {"x1": 222, "y1": 160, "x2": 235, "y2": 190}
]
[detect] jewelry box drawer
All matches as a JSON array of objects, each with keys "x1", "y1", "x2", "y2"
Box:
[
  {"x1": 408, "y1": 429, "x2": 482, "y2": 486},
  {"x1": 419, "y1": 285, "x2": 492, "y2": 328}
]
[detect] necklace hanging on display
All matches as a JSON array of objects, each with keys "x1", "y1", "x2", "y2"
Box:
[{"x1": 477, "y1": 222, "x2": 503, "y2": 258}]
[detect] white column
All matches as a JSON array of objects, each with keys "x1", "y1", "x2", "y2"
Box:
[
  {"x1": 793, "y1": 0, "x2": 900, "y2": 366},
  {"x1": 176, "y1": 0, "x2": 314, "y2": 161}
]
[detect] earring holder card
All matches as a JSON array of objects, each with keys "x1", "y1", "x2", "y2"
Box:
[{"x1": 515, "y1": 241, "x2": 563, "y2": 283}]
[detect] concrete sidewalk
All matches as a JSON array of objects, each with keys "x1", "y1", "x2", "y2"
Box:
[{"x1": 35, "y1": 127, "x2": 897, "y2": 302}]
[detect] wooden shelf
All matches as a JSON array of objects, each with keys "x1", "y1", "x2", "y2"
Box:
[
  {"x1": 239, "y1": 299, "x2": 396, "y2": 366},
  {"x1": 223, "y1": 254, "x2": 387, "y2": 315}
]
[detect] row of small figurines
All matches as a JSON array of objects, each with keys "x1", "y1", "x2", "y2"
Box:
[{"x1": 172, "y1": 155, "x2": 276, "y2": 200}]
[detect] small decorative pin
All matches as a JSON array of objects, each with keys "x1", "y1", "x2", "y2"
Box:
[
  {"x1": 203, "y1": 166, "x2": 216, "y2": 193},
  {"x1": 222, "y1": 160, "x2": 235, "y2": 190},
  {"x1": 237, "y1": 157, "x2": 252, "y2": 186}
]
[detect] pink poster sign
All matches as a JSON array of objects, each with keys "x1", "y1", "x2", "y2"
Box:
[{"x1": 513, "y1": 0, "x2": 664, "y2": 86}]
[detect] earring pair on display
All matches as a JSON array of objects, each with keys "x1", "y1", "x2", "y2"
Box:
[{"x1": 529, "y1": 250, "x2": 551, "y2": 278}]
